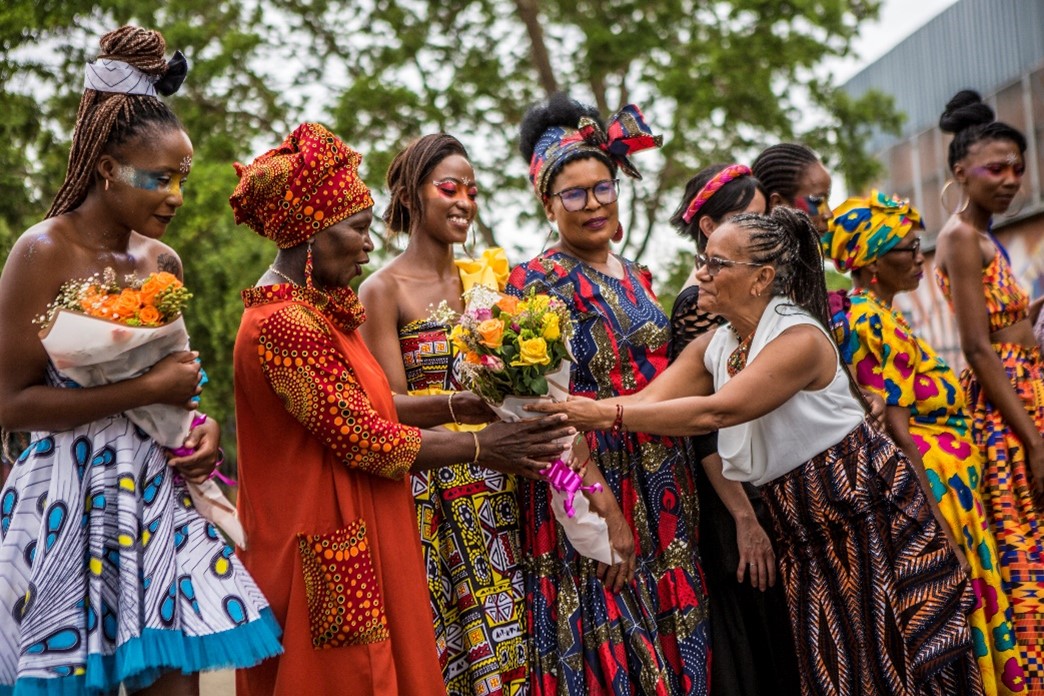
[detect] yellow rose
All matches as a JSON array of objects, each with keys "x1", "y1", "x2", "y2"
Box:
[
  {"x1": 541, "y1": 313, "x2": 560, "y2": 341},
  {"x1": 476, "y1": 319, "x2": 505, "y2": 349},
  {"x1": 513, "y1": 337, "x2": 550, "y2": 366}
]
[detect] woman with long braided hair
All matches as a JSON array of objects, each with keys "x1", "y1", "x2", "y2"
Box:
[
  {"x1": 533, "y1": 207, "x2": 985, "y2": 694},
  {"x1": 0, "y1": 25, "x2": 282, "y2": 694},
  {"x1": 752, "y1": 142, "x2": 834, "y2": 233}
]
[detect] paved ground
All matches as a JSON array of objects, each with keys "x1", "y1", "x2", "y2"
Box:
[{"x1": 200, "y1": 670, "x2": 235, "y2": 695}]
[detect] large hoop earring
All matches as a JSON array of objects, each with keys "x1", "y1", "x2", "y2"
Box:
[
  {"x1": 940, "y1": 180, "x2": 969, "y2": 215},
  {"x1": 464, "y1": 221, "x2": 476, "y2": 259},
  {"x1": 540, "y1": 225, "x2": 557, "y2": 253},
  {"x1": 1005, "y1": 188, "x2": 1028, "y2": 218}
]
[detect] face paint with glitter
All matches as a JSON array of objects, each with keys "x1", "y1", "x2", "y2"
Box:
[{"x1": 114, "y1": 163, "x2": 189, "y2": 195}]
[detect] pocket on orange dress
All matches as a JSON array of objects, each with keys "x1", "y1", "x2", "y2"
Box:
[{"x1": 296, "y1": 517, "x2": 389, "y2": 649}]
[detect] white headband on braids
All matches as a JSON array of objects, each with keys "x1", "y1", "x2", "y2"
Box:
[{"x1": 84, "y1": 59, "x2": 158, "y2": 96}]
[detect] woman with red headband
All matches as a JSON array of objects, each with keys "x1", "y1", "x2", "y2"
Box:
[{"x1": 667, "y1": 163, "x2": 801, "y2": 696}]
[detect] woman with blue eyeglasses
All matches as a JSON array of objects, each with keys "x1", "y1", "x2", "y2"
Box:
[{"x1": 507, "y1": 93, "x2": 711, "y2": 695}]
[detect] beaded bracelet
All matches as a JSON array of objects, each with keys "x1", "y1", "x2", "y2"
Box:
[
  {"x1": 610, "y1": 403, "x2": 625, "y2": 436},
  {"x1": 471, "y1": 431, "x2": 481, "y2": 464}
]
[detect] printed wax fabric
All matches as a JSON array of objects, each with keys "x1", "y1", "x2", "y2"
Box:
[
  {"x1": 667, "y1": 284, "x2": 802, "y2": 696},
  {"x1": 843, "y1": 289, "x2": 1026, "y2": 694},
  {"x1": 937, "y1": 250, "x2": 1044, "y2": 695},
  {"x1": 507, "y1": 250, "x2": 710, "y2": 695},
  {"x1": 399, "y1": 317, "x2": 526, "y2": 695},
  {"x1": 233, "y1": 283, "x2": 444, "y2": 696},
  {"x1": 763, "y1": 419, "x2": 984, "y2": 695},
  {"x1": 0, "y1": 368, "x2": 282, "y2": 695}
]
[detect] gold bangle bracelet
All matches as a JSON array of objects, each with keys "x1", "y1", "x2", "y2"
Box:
[
  {"x1": 448, "y1": 392, "x2": 462, "y2": 426},
  {"x1": 471, "y1": 431, "x2": 480, "y2": 464}
]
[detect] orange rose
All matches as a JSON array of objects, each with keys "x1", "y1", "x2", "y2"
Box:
[
  {"x1": 98, "y1": 295, "x2": 121, "y2": 320},
  {"x1": 137, "y1": 304, "x2": 162, "y2": 325},
  {"x1": 476, "y1": 318, "x2": 505, "y2": 349},
  {"x1": 140, "y1": 272, "x2": 180, "y2": 304},
  {"x1": 495, "y1": 295, "x2": 519, "y2": 314},
  {"x1": 112, "y1": 288, "x2": 142, "y2": 320},
  {"x1": 464, "y1": 351, "x2": 483, "y2": 365}
]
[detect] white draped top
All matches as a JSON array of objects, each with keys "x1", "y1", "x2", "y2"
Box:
[{"x1": 704, "y1": 296, "x2": 865, "y2": 486}]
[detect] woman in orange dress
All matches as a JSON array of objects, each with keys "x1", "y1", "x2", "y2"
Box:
[{"x1": 229, "y1": 123, "x2": 573, "y2": 696}]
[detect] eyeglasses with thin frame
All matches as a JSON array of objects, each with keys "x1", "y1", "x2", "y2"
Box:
[
  {"x1": 883, "y1": 238, "x2": 922, "y2": 258},
  {"x1": 551, "y1": 179, "x2": 619, "y2": 212},
  {"x1": 432, "y1": 178, "x2": 479, "y2": 201},
  {"x1": 695, "y1": 252, "x2": 764, "y2": 278}
]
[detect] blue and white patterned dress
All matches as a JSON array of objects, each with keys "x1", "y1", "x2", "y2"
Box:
[{"x1": 0, "y1": 368, "x2": 282, "y2": 695}]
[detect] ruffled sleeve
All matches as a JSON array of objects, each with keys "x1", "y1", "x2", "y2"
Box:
[{"x1": 257, "y1": 302, "x2": 422, "y2": 479}]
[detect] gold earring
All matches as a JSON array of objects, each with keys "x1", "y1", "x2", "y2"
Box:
[
  {"x1": 104, "y1": 179, "x2": 110, "y2": 191},
  {"x1": 940, "y1": 180, "x2": 969, "y2": 215}
]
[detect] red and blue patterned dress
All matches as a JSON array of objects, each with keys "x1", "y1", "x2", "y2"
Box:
[{"x1": 507, "y1": 250, "x2": 709, "y2": 695}]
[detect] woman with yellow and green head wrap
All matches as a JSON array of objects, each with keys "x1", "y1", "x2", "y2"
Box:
[{"x1": 824, "y1": 191, "x2": 1027, "y2": 695}]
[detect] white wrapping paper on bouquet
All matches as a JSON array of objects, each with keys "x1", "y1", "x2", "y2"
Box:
[
  {"x1": 39, "y1": 309, "x2": 246, "y2": 547},
  {"x1": 490, "y1": 361, "x2": 615, "y2": 565},
  {"x1": 40, "y1": 309, "x2": 195, "y2": 447}
]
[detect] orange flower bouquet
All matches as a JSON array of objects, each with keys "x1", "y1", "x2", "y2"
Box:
[{"x1": 37, "y1": 268, "x2": 195, "y2": 447}]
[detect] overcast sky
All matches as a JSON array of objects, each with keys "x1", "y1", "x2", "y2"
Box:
[{"x1": 829, "y1": 0, "x2": 959, "y2": 83}]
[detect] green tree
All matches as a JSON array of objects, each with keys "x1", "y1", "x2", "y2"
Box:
[{"x1": 270, "y1": 0, "x2": 894, "y2": 262}]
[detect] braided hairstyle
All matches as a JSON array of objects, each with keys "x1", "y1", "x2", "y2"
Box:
[
  {"x1": 939, "y1": 90, "x2": 1026, "y2": 171},
  {"x1": 518, "y1": 92, "x2": 611, "y2": 197},
  {"x1": 384, "y1": 133, "x2": 469, "y2": 235},
  {"x1": 48, "y1": 25, "x2": 184, "y2": 218},
  {"x1": 731, "y1": 207, "x2": 872, "y2": 412},
  {"x1": 731, "y1": 207, "x2": 830, "y2": 332},
  {"x1": 751, "y1": 143, "x2": 820, "y2": 207},
  {"x1": 670, "y1": 163, "x2": 766, "y2": 250}
]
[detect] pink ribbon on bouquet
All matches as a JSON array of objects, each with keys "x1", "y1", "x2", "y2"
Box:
[
  {"x1": 542, "y1": 458, "x2": 602, "y2": 518},
  {"x1": 169, "y1": 415, "x2": 247, "y2": 548}
]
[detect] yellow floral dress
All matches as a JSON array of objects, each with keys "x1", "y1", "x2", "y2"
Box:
[{"x1": 842, "y1": 289, "x2": 1026, "y2": 695}]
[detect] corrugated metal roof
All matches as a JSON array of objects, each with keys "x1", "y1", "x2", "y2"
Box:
[{"x1": 843, "y1": 0, "x2": 1044, "y2": 151}]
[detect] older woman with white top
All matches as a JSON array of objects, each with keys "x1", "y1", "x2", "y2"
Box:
[{"x1": 532, "y1": 207, "x2": 984, "y2": 695}]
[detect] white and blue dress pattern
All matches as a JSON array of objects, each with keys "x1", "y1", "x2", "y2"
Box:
[{"x1": 0, "y1": 372, "x2": 282, "y2": 695}]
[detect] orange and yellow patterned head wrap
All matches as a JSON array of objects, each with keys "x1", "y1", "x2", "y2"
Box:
[
  {"x1": 229, "y1": 122, "x2": 374, "y2": 249},
  {"x1": 822, "y1": 190, "x2": 924, "y2": 272}
]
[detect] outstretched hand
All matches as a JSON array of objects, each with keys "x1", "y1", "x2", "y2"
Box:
[
  {"x1": 477, "y1": 414, "x2": 575, "y2": 479},
  {"x1": 525, "y1": 396, "x2": 613, "y2": 432}
]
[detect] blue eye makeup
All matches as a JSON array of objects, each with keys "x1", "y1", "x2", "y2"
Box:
[{"x1": 115, "y1": 165, "x2": 188, "y2": 195}]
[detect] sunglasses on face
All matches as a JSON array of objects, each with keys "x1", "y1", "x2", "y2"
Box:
[
  {"x1": 695, "y1": 252, "x2": 764, "y2": 278},
  {"x1": 433, "y1": 178, "x2": 479, "y2": 201},
  {"x1": 884, "y1": 238, "x2": 922, "y2": 258},
  {"x1": 551, "y1": 179, "x2": 619, "y2": 212}
]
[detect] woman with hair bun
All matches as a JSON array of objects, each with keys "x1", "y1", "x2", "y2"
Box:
[
  {"x1": 0, "y1": 25, "x2": 283, "y2": 694},
  {"x1": 534, "y1": 206, "x2": 985, "y2": 695},
  {"x1": 935, "y1": 88, "x2": 1044, "y2": 693},
  {"x1": 667, "y1": 164, "x2": 801, "y2": 696},
  {"x1": 510, "y1": 93, "x2": 709, "y2": 694}
]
